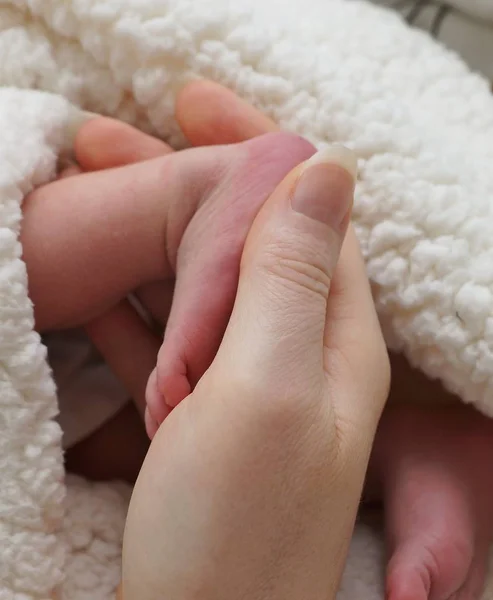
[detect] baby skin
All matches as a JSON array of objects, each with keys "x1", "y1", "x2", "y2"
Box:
[
  {"x1": 25, "y1": 83, "x2": 493, "y2": 600},
  {"x1": 369, "y1": 355, "x2": 493, "y2": 600}
]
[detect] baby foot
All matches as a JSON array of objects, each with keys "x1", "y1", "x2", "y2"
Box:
[
  {"x1": 146, "y1": 132, "x2": 315, "y2": 433},
  {"x1": 370, "y1": 402, "x2": 493, "y2": 600}
]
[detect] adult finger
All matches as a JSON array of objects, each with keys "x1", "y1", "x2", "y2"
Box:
[
  {"x1": 53, "y1": 150, "x2": 163, "y2": 417},
  {"x1": 58, "y1": 164, "x2": 82, "y2": 179},
  {"x1": 74, "y1": 117, "x2": 173, "y2": 171},
  {"x1": 73, "y1": 82, "x2": 277, "y2": 173},
  {"x1": 72, "y1": 116, "x2": 175, "y2": 326},
  {"x1": 322, "y1": 225, "x2": 389, "y2": 433},
  {"x1": 73, "y1": 81, "x2": 276, "y2": 173},
  {"x1": 85, "y1": 300, "x2": 161, "y2": 417},
  {"x1": 177, "y1": 81, "x2": 278, "y2": 145},
  {"x1": 136, "y1": 281, "x2": 174, "y2": 328},
  {"x1": 215, "y1": 147, "x2": 356, "y2": 394},
  {"x1": 24, "y1": 159, "x2": 176, "y2": 331}
]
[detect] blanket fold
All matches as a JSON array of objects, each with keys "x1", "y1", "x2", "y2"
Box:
[{"x1": 1, "y1": 0, "x2": 493, "y2": 597}]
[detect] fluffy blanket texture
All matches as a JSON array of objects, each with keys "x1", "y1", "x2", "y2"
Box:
[{"x1": 1, "y1": 0, "x2": 493, "y2": 597}]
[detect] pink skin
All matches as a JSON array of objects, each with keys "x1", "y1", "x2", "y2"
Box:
[
  {"x1": 145, "y1": 132, "x2": 315, "y2": 432},
  {"x1": 370, "y1": 402, "x2": 493, "y2": 600}
]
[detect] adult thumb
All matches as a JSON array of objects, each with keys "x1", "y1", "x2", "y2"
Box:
[{"x1": 216, "y1": 147, "x2": 357, "y2": 386}]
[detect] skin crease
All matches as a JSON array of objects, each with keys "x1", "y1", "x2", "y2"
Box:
[{"x1": 47, "y1": 82, "x2": 388, "y2": 599}]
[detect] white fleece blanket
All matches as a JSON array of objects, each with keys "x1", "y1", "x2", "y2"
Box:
[{"x1": 2, "y1": 0, "x2": 493, "y2": 597}]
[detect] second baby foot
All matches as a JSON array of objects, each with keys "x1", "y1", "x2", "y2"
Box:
[
  {"x1": 370, "y1": 403, "x2": 493, "y2": 600},
  {"x1": 146, "y1": 132, "x2": 315, "y2": 433}
]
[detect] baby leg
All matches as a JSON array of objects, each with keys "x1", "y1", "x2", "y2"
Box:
[{"x1": 370, "y1": 358, "x2": 493, "y2": 600}]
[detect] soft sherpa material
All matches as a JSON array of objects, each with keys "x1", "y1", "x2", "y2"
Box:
[{"x1": 2, "y1": 0, "x2": 493, "y2": 597}]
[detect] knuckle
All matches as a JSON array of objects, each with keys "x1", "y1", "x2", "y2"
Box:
[{"x1": 259, "y1": 237, "x2": 332, "y2": 301}]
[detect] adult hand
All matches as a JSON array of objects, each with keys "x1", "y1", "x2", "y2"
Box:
[{"x1": 113, "y1": 83, "x2": 390, "y2": 599}]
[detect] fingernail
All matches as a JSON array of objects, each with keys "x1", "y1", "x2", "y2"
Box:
[
  {"x1": 81, "y1": 111, "x2": 102, "y2": 120},
  {"x1": 291, "y1": 146, "x2": 357, "y2": 232},
  {"x1": 68, "y1": 108, "x2": 101, "y2": 129},
  {"x1": 64, "y1": 108, "x2": 102, "y2": 148}
]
